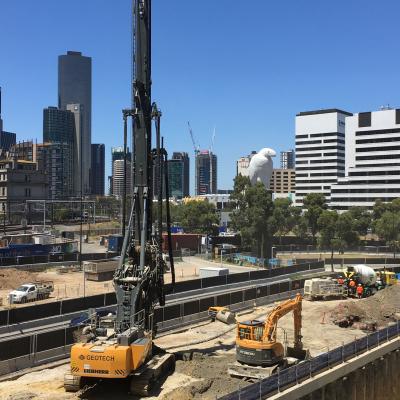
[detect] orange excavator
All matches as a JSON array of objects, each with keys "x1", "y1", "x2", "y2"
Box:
[{"x1": 229, "y1": 294, "x2": 308, "y2": 379}]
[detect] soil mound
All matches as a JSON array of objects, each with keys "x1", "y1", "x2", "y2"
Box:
[
  {"x1": 331, "y1": 285, "x2": 400, "y2": 329},
  {"x1": 0, "y1": 269, "x2": 38, "y2": 290}
]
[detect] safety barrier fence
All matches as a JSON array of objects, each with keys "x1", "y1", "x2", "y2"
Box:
[
  {"x1": 219, "y1": 322, "x2": 400, "y2": 400},
  {"x1": 0, "y1": 261, "x2": 324, "y2": 327},
  {"x1": 275, "y1": 245, "x2": 392, "y2": 254},
  {"x1": 0, "y1": 251, "x2": 118, "y2": 267},
  {"x1": 0, "y1": 277, "x2": 307, "y2": 370}
]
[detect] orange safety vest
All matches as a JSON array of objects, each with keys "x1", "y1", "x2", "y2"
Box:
[
  {"x1": 356, "y1": 286, "x2": 363, "y2": 294},
  {"x1": 349, "y1": 280, "x2": 356, "y2": 287}
]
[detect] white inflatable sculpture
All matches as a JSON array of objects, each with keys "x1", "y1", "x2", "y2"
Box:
[{"x1": 248, "y1": 148, "x2": 276, "y2": 188}]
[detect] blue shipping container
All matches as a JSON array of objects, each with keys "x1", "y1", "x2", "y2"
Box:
[{"x1": 108, "y1": 235, "x2": 124, "y2": 252}]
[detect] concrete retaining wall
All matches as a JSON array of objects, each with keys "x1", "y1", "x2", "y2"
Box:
[{"x1": 268, "y1": 338, "x2": 400, "y2": 400}]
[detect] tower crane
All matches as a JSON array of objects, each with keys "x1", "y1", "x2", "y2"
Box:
[
  {"x1": 188, "y1": 121, "x2": 200, "y2": 195},
  {"x1": 187, "y1": 121, "x2": 200, "y2": 155},
  {"x1": 64, "y1": 0, "x2": 176, "y2": 395}
]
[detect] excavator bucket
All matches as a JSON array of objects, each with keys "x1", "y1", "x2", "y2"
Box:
[{"x1": 286, "y1": 346, "x2": 309, "y2": 361}]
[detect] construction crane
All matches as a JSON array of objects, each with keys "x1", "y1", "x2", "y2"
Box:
[
  {"x1": 64, "y1": 0, "x2": 176, "y2": 395},
  {"x1": 187, "y1": 121, "x2": 200, "y2": 155},
  {"x1": 228, "y1": 294, "x2": 308, "y2": 380},
  {"x1": 187, "y1": 121, "x2": 200, "y2": 195}
]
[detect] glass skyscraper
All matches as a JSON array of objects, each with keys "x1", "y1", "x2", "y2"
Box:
[
  {"x1": 168, "y1": 152, "x2": 189, "y2": 198},
  {"x1": 58, "y1": 51, "x2": 92, "y2": 195}
]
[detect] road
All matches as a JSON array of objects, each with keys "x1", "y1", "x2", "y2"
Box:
[{"x1": 179, "y1": 256, "x2": 258, "y2": 273}]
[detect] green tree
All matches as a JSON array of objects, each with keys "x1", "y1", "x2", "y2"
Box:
[
  {"x1": 270, "y1": 198, "x2": 299, "y2": 243},
  {"x1": 317, "y1": 210, "x2": 359, "y2": 270},
  {"x1": 292, "y1": 215, "x2": 309, "y2": 241},
  {"x1": 303, "y1": 193, "x2": 327, "y2": 244},
  {"x1": 347, "y1": 207, "x2": 371, "y2": 236},
  {"x1": 375, "y1": 211, "x2": 400, "y2": 258},
  {"x1": 372, "y1": 199, "x2": 388, "y2": 228},
  {"x1": 177, "y1": 201, "x2": 219, "y2": 235},
  {"x1": 317, "y1": 210, "x2": 338, "y2": 270},
  {"x1": 230, "y1": 176, "x2": 274, "y2": 258},
  {"x1": 336, "y1": 212, "x2": 359, "y2": 252}
]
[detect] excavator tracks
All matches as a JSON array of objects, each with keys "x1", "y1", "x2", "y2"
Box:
[{"x1": 130, "y1": 353, "x2": 175, "y2": 396}]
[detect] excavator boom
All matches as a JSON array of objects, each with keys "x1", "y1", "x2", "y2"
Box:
[{"x1": 262, "y1": 293, "x2": 303, "y2": 348}]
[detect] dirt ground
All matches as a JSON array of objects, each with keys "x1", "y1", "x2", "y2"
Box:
[
  {"x1": 0, "y1": 297, "x2": 371, "y2": 400},
  {"x1": 0, "y1": 260, "x2": 204, "y2": 309}
]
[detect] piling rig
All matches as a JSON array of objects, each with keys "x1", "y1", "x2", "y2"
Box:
[{"x1": 64, "y1": 0, "x2": 176, "y2": 395}]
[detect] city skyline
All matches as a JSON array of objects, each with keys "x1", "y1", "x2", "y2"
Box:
[{"x1": 2, "y1": 1, "x2": 400, "y2": 192}]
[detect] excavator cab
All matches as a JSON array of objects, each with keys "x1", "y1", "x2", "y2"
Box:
[{"x1": 236, "y1": 320, "x2": 284, "y2": 366}]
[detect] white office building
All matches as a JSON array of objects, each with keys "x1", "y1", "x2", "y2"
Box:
[
  {"x1": 330, "y1": 108, "x2": 400, "y2": 210},
  {"x1": 295, "y1": 109, "x2": 351, "y2": 206}
]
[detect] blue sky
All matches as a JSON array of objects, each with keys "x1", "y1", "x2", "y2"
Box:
[{"x1": 1, "y1": 0, "x2": 400, "y2": 192}]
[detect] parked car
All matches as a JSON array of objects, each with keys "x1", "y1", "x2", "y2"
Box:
[{"x1": 9, "y1": 281, "x2": 54, "y2": 303}]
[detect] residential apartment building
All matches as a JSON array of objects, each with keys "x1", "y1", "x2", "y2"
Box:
[
  {"x1": 280, "y1": 150, "x2": 295, "y2": 169},
  {"x1": 270, "y1": 169, "x2": 295, "y2": 194},
  {"x1": 330, "y1": 108, "x2": 400, "y2": 210},
  {"x1": 295, "y1": 109, "x2": 350, "y2": 206}
]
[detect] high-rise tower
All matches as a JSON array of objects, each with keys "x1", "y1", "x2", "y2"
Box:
[
  {"x1": 168, "y1": 152, "x2": 190, "y2": 198},
  {"x1": 58, "y1": 51, "x2": 92, "y2": 195},
  {"x1": 196, "y1": 150, "x2": 217, "y2": 195},
  {"x1": 91, "y1": 144, "x2": 105, "y2": 195}
]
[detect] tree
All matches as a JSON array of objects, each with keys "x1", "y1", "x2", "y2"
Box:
[
  {"x1": 375, "y1": 211, "x2": 400, "y2": 258},
  {"x1": 372, "y1": 199, "x2": 388, "y2": 228},
  {"x1": 303, "y1": 193, "x2": 327, "y2": 244},
  {"x1": 347, "y1": 207, "x2": 371, "y2": 236},
  {"x1": 292, "y1": 215, "x2": 309, "y2": 241},
  {"x1": 230, "y1": 176, "x2": 274, "y2": 258},
  {"x1": 317, "y1": 210, "x2": 338, "y2": 270},
  {"x1": 336, "y1": 212, "x2": 359, "y2": 252},
  {"x1": 176, "y1": 201, "x2": 219, "y2": 235},
  {"x1": 318, "y1": 210, "x2": 359, "y2": 270},
  {"x1": 270, "y1": 198, "x2": 298, "y2": 244}
]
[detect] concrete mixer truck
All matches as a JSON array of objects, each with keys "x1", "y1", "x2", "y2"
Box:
[{"x1": 344, "y1": 264, "x2": 396, "y2": 297}]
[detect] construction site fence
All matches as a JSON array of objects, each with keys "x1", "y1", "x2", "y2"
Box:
[
  {"x1": 219, "y1": 322, "x2": 400, "y2": 400},
  {"x1": 275, "y1": 244, "x2": 395, "y2": 254},
  {"x1": 0, "y1": 276, "x2": 309, "y2": 367},
  {"x1": 0, "y1": 251, "x2": 118, "y2": 268},
  {"x1": 0, "y1": 260, "x2": 324, "y2": 328}
]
